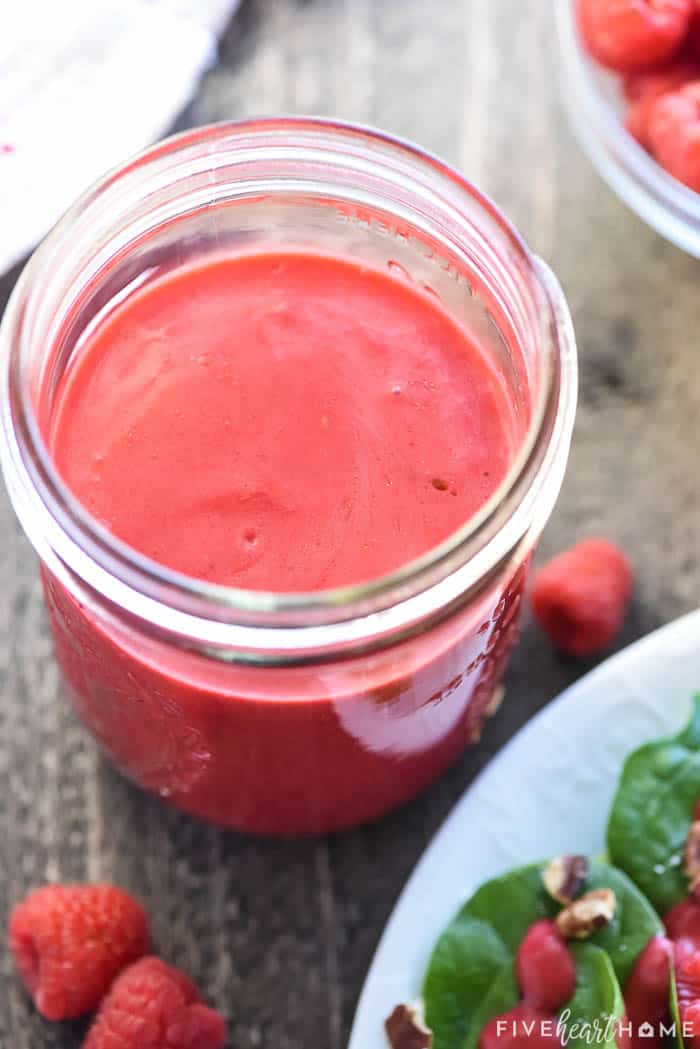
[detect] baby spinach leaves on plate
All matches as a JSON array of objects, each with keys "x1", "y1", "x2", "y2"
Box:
[
  {"x1": 459, "y1": 944, "x2": 623, "y2": 1049},
  {"x1": 462, "y1": 965, "x2": 519, "y2": 1049},
  {"x1": 584, "y1": 862, "x2": 663, "y2": 986},
  {"x1": 423, "y1": 860, "x2": 661, "y2": 1049},
  {"x1": 562, "y1": 944, "x2": 625, "y2": 1049},
  {"x1": 424, "y1": 912, "x2": 514, "y2": 1049},
  {"x1": 608, "y1": 694, "x2": 700, "y2": 914}
]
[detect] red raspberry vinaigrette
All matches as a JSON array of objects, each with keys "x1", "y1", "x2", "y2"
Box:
[
  {"x1": 45, "y1": 249, "x2": 521, "y2": 833},
  {"x1": 50, "y1": 251, "x2": 516, "y2": 592}
]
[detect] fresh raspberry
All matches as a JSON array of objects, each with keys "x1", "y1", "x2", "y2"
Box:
[
  {"x1": 576, "y1": 0, "x2": 693, "y2": 72},
  {"x1": 479, "y1": 1004, "x2": 562, "y2": 1049},
  {"x1": 515, "y1": 920, "x2": 576, "y2": 1012},
  {"x1": 623, "y1": 58, "x2": 700, "y2": 144},
  {"x1": 623, "y1": 55, "x2": 700, "y2": 99},
  {"x1": 686, "y1": 1003, "x2": 700, "y2": 1049},
  {"x1": 665, "y1": 897, "x2": 700, "y2": 948},
  {"x1": 83, "y1": 957, "x2": 226, "y2": 1049},
  {"x1": 9, "y1": 884, "x2": 149, "y2": 1021},
  {"x1": 624, "y1": 935, "x2": 673, "y2": 1049},
  {"x1": 530, "y1": 539, "x2": 632, "y2": 657},
  {"x1": 675, "y1": 942, "x2": 700, "y2": 1048},
  {"x1": 690, "y1": 3, "x2": 700, "y2": 58},
  {"x1": 648, "y1": 80, "x2": 700, "y2": 190},
  {"x1": 626, "y1": 100, "x2": 655, "y2": 143},
  {"x1": 617, "y1": 1015, "x2": 633, "y2": 1049}
]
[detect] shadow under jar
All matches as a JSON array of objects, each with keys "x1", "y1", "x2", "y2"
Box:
[{"x1": 0, "y1": 119, "x2": 577, "y2": 835}]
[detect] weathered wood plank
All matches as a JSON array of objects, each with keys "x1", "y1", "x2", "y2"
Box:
[{"x1": 0, "y1": 2, "x2": 698, "y2": 1046}]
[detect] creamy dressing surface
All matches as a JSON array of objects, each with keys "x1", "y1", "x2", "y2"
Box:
[{"x1": 51, "y1": 250, "x2": 515, "y2": 591}]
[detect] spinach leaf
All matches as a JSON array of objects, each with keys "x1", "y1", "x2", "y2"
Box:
[
  {"x1": 423, "y1": 860, "x2": 661, "y2": 1049},
  {"x1": 562, "y1": 944, "x2": 624, "y2": 1049},
  {"x1": 607, "y1": 695, "x2": 700, "y2": 914},
  {"x1": 463, "y1": 966, "x2": 519, "y2": 1049},
  {"x1": 423, "y1": 914, "x2": 514, "y2": 1049},
  {"x1": 584, "y1": 863, "x2": 663, "y2": 986}
]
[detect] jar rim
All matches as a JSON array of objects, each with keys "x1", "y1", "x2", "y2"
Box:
[{"x1": 0, "y1": 117, "x2": 578, "y2": 660}]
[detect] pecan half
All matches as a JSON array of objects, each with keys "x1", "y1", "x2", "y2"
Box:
[
  {"x1": 684, "y1": 821, "x2": 700, "y2": 891},
  {"x1": 542, "y1": 855, "x2": 589, "y2": 905},
  {"x1": 385, "y1": 1003, "x2": 433, "y2": 1049},
  {"x1": 555, "y1": 888, "x2": 617, "y2": 940}
]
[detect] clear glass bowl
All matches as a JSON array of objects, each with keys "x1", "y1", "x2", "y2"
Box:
[{"x1": 556, "y1": 0, "x2": 700, "y2": 257}]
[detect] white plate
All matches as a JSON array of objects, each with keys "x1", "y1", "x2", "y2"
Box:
[{"x1": 349, "y1": 609, "x2": 700, "y2": 1049}]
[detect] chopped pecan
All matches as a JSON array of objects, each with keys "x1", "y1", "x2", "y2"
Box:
[
  {"x1": 385, "y1": 1003, "x2": 433, "y2": 1049},
  {"x1": 555, "y1": 888, "x2": 617, "y2": 940},
  {"x1": 684, "y1": 821, "x2": 700, "y2": 891},
  {"x1": 542, "y1": 855, "x2": 589, "y2": 905}
]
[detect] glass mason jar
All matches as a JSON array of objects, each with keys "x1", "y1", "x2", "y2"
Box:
[{"x1": 0, "y1": 119, "x2": 577, "y2": 835}]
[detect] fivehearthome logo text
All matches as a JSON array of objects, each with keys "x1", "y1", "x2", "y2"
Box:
[{"x1": 494, "y1": 1011, "x2": 693, "y2": 1046}]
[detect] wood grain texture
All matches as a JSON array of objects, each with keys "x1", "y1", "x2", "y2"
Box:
[{"x1": 0, "y1": 1, "x2": 698, "y2": 1046}]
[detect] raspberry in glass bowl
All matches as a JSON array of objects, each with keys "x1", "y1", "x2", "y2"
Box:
[{"x1": 556, "y1": 0, "x2": 700, "y2": 256}]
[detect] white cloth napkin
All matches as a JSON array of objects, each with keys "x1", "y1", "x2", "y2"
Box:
[{"x1": 0, "y1": 0, "x2": 240, "y2": 274}]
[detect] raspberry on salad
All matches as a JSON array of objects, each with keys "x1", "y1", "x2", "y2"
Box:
[
  {"x1": 623, "y1": 59, "x2": 700, "y2": 143},
  {"x1": 479, "y1": 1004, "x2": 562, "y2": 1049},
  {"x1": 576, "y1": 0, "x2": 694, "y2": 73},
  {"x1": 515, "y1": 920, "x2": 577, "y2": 1012},
  {"x1": 647, "y1": 80, "x2": 700, "y2": 190},
  {"x1": 674, "y1": 942, "x2": 700, "y2": 1048},
  {"x1": 9, "y1": 884, "x2": 149, "y2": 1021},
  {"x1": 617, "y1": 1016, "x2": 633, "y2": 1049},
  {"x1": 530, "y1": 539, "x2": 632, "y2": 657},
  {"x1": 83, "y1": 957, "x2": 226, "y2": 1049},
  {"x1": 624, "y1": 935, "x2": 673, "y2": 1049},
  {"x1": 690, "y1": 5, "x2": 700, "y2": 58},
  {"x1": 665, "y1": 897, "x2": 700, "y2": 948}
]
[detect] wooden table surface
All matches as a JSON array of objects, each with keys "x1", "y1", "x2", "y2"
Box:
[{"x1": 1, "y1": 1, "x2": 698, "y2": 1047}]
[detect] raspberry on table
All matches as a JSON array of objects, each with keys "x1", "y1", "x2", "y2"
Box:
[
  {"x1": 515, "y1": 920, "x2": 576, "y2": 1012},
  {"x1": 9, "y1": 884, "x2": 149, "y2": 1021},
  {"x1": 576, "y1": 0, "x2": 693, "y2": 73},
  {"x1": 623, "y1": 59, "x2": 700, "y2": 144},
  {"x1": 530, "y1": 539, "x2": 632, "y2": 657},
  {"x1": 83, "y1": 956, "x2": 226, "y2": 1049},
  {"x1": 624, "y1": 935, "x2": 673, "y2": 1049},
  {"x1": 648, "y1": 80, "x2": 700, "y2": 190}
]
